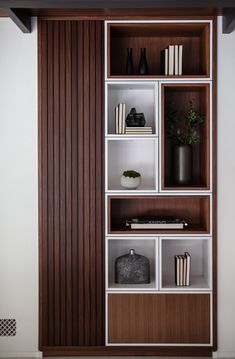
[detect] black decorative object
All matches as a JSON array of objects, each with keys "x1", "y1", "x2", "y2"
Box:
[
  {"x1": 126, "y1": 48, "x2": 134, "y2": 75},
  {"x1": 115, "y1": 249, "x2": 150, "y2": 284},
  {"x1": 125, "y1": 108, "x2": 146, "y2": 127},
  {"x1": 138, "y1": 48, "x2": 148, "y2": 75},
  {"x1": 174, "y1": 144, "x2": 192, "y2": 185}
]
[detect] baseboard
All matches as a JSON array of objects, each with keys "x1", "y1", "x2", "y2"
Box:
[
  {"x1": 213, "y1": 351, "x2": 235, "y2": 358},
  {"x1": 0, "y1": 351, "x2": 42, "y2": 358}
]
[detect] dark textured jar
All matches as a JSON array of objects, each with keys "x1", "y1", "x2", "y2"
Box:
[{"x1": 115, "y1": 249, "x2": 150, "y2": 284}]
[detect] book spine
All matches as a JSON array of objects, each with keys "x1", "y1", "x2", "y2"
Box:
[
  {"x1": 179, "y1": 256, "x2": 184, "y2": 286},
  {"x1": 118, "y1": 103, "x2": 123, "y2": 134},
  {"x1": 115, "y1": 106, "x2": 119, "y2": 134},
  {"x1": 183, "y1": 256, "x2": 187, "y2": 286},
  {"x1": 168, "y1": 45, "x2": 174, "y2": 76},
  {"x1": 165, "y1": 48, "x2": 168, "y2": 76},
  {"x1": 122, "y1": 103, "x2": 126, "y2": 134},
  {"x1": 179, "y1": 45, "x2": 183, "y2": 76},
  {"x1": 185, "y1": 252, "x2": 191, "y2": 286},
  {"x1": 174, "y1": 45, "x2": 179, "y2": 76}
]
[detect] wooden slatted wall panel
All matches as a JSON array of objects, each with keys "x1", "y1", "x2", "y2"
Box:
[{"x1": 38, "y1": 19, "x2": 104, "y2": 348}]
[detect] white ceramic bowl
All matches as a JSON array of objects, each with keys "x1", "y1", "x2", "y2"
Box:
[{"x1": 120, "y1": 175, "x2": 141, "y2": 190}]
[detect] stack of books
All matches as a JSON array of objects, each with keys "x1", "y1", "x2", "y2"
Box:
[
  {"x1": 175, "y1": 252, "x2": 191, "y2": 286},
  {"x1": 125, "y1": 126, "x2": 153, "y2": 135},
  {"x1": 161, "y1": 44, "x2": 183, "y2": 76},
  {"x1": 115, "y1": 103, "x2": 126, "y2": 134}
]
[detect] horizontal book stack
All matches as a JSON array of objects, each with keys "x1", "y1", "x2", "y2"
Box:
[
  {"x1": 161, "y1": 44, "x2": 183, "y2": 76},
  {"x1": 175, "y1": 252, "x2": 191, "y2": 286},
  {"x1": 125, "y1": 126, "x2": 153, "y2": 135},
  {"x1": 115, "y1": 103, "x2": 126, "y2": 134}
]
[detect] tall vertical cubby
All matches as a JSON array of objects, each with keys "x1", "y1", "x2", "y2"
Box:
[{"x1": 105, "y1": 19, "x2": 216, "y2": 350}]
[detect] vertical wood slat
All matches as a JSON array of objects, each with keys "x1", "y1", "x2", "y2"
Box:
[{"x1": 39, "y1": 19, "x2": 104, "y2": 348}]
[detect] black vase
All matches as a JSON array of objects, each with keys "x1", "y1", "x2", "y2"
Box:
[
  {"x1": 174, "y1": 145, "x2": 192, "y2": 185},
  {"x1": 138, "y1": 48, "x2": 148, "y2": 75},
  {"x1": 115, "y1": 249, "x2": 150, "y2": 284},
  {"x1": 126, "y1": 48, "x2": 134, "y2": 75}
]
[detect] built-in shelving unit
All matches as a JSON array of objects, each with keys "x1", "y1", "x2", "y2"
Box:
[{"x1": 105, "y1": 19, "x2": 215, "y2": 349}]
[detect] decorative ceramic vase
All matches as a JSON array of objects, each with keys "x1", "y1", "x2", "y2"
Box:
[
  {"x1": 174, "y1": 144, "x2": 192, "y2": 185},
  {"x1": 126, "y1": 48, "x2": 134, "y2": 75},
  {"x1": 115, "y1": 249, "x2": 150, "y2": 284},
  {"x1": 138, "y1": 48, "x2": 148, "y2": 75},
  {"x1": 120, "y1": 175, "x2": 141, "y2": 189}
]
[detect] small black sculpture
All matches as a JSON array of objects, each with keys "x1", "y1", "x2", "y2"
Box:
[
  {"x1": 125, "y1": 108, "x2": 146, "y2": 127},
  {"x1": 115, "y1": 249, "x2": 150, "y2": 284}
]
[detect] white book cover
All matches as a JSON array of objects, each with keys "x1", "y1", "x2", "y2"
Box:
[
  {"x1": 168, "y1": 45, "x2": 174, "y2": 76},
  {"x1": 185, "y1": 252, "x2": 191, "y2": 286},
  {"x1": 179, "y1": 45, "x2": 183, "y2": 75},
  {"x1": 122, "y1": 103, "x2": 126, "y2": 134},
  {"x1": 174, "y1": 45, "x2": 179, "y2": 75},
  {"x1": 118, "y1": 103, "x2": 123, "y2": 134},
  {"x1": 115, "y1": 106, "x2": 119, "y2": 134},
  {"x1": 183, "y1": 256, "x2": 187, "y2": 286},
  {"x1": 165, "y1": 48, "x2": 168, "y2": 75}
]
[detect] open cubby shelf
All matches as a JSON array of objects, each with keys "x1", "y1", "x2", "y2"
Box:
[
  {"x1": 108, "y1": 195, "x2": 210, "y2": 235},
  {"x1": 160, "y1": 237, "x2": 211, "y2": 290},
  {"x1": 107, "y1": 83, "x2": 157, "y2": 135},
  {"x1": 107, "y1": 22, "x2": 210, "y2": 78},
  {"x1": 161, "y1": 83, "x2": 210, "y2": 190},
  {"x1": 107, "y1": 139, "x2": 157, "y2": 191},
  {"x1": 107, "y1": 239, "x2": 157, "y2": 290}
]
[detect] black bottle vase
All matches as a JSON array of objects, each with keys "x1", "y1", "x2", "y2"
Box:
[
  {"x1": 126, "y1": 48, "x2": 134, "y2": 75},
  {"x1": 174, "y1": 144, "x2": 192, "y2": 185},
  {"x1": 138, "y1": 48, "x2": 148, "y2": 75}
]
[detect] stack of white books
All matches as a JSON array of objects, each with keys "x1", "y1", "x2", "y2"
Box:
[
  {"x1": 125, "y1": 126, "x2": 153, "y2": 135},
  {"x1": 161, "y1": 44, "x2": 183, "y2": 76},
  {"x1": 115, "y1": 103, "x2": 126, "y2": 134},
  {"x1": 175, "y1": 252, "x2": 191, "y2": 286}
]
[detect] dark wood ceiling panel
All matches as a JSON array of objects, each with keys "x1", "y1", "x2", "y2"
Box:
[{"x1": 38, "y1": 19, "x2": 104, "y2": 349}]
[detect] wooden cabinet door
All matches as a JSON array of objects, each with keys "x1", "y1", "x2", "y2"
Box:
[
  {"x1": 108, "y1": 293, "x2": 211, "y2": 344},
  {"x1": 39, "y1": 20, "x2": 104, "y2": 348}
]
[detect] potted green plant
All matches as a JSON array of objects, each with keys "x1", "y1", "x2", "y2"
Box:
[
  {"x1": 166, "y1": 100, "x2": 204, "y2": 185},
  {"x1": 120, "y1": 170, "x2": 141, "y2": 190}
]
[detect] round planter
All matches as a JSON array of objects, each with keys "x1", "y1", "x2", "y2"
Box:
[
  {"x1": 174, "y1": 144, "x2": 192, "y2": 185},
  {"x1": 120, "y1": 175, "x2": 141, "y2": 190}
]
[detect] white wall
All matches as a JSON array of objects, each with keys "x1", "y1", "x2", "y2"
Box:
[
  {"x1": 0, "y1": 18, "x2": 39, "y2": 356},
  {"x1": 217, "y1": 16, "x2": 235, "y2": 358},
  {"x1": 0, "y1": 15, "x2": 235, "y2": 358}
]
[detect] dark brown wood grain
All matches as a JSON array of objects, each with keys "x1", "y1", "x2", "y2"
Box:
[
  {"x1": 107, "y1": 22, "x2": 210, "y2": 77},
  {"x1": 35, "y1": 9, "x2": 219, "y2": 20},
  {"x1": 108, "y1": 294, "x2": 211, "y2": 344},
  {"x1": 108, "y1": 195, "x2": 210, "y2": 234},
  {"x1": 38, "y1": 19, "x2": 104, "y2": 349},
  {"x1": 42, "y1": 346, "x2": 213, "y2": 356}
]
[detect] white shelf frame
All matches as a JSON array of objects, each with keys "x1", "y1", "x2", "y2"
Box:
[
  {"x1": 104, "y1": 18, "x2": 214, "y2": 348},
  {"x1": 105, "y1": 137, "x2": 159, "y2": 193},
  {"x1": 105, "y1": 81, "x2": 159, "y2": 137},
  {"x1": 159, "y1": 236, "x2": 213, "y2": 292},
  {"x1": 106, "y1": 236, "x2": 159, "y2": 292}
]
